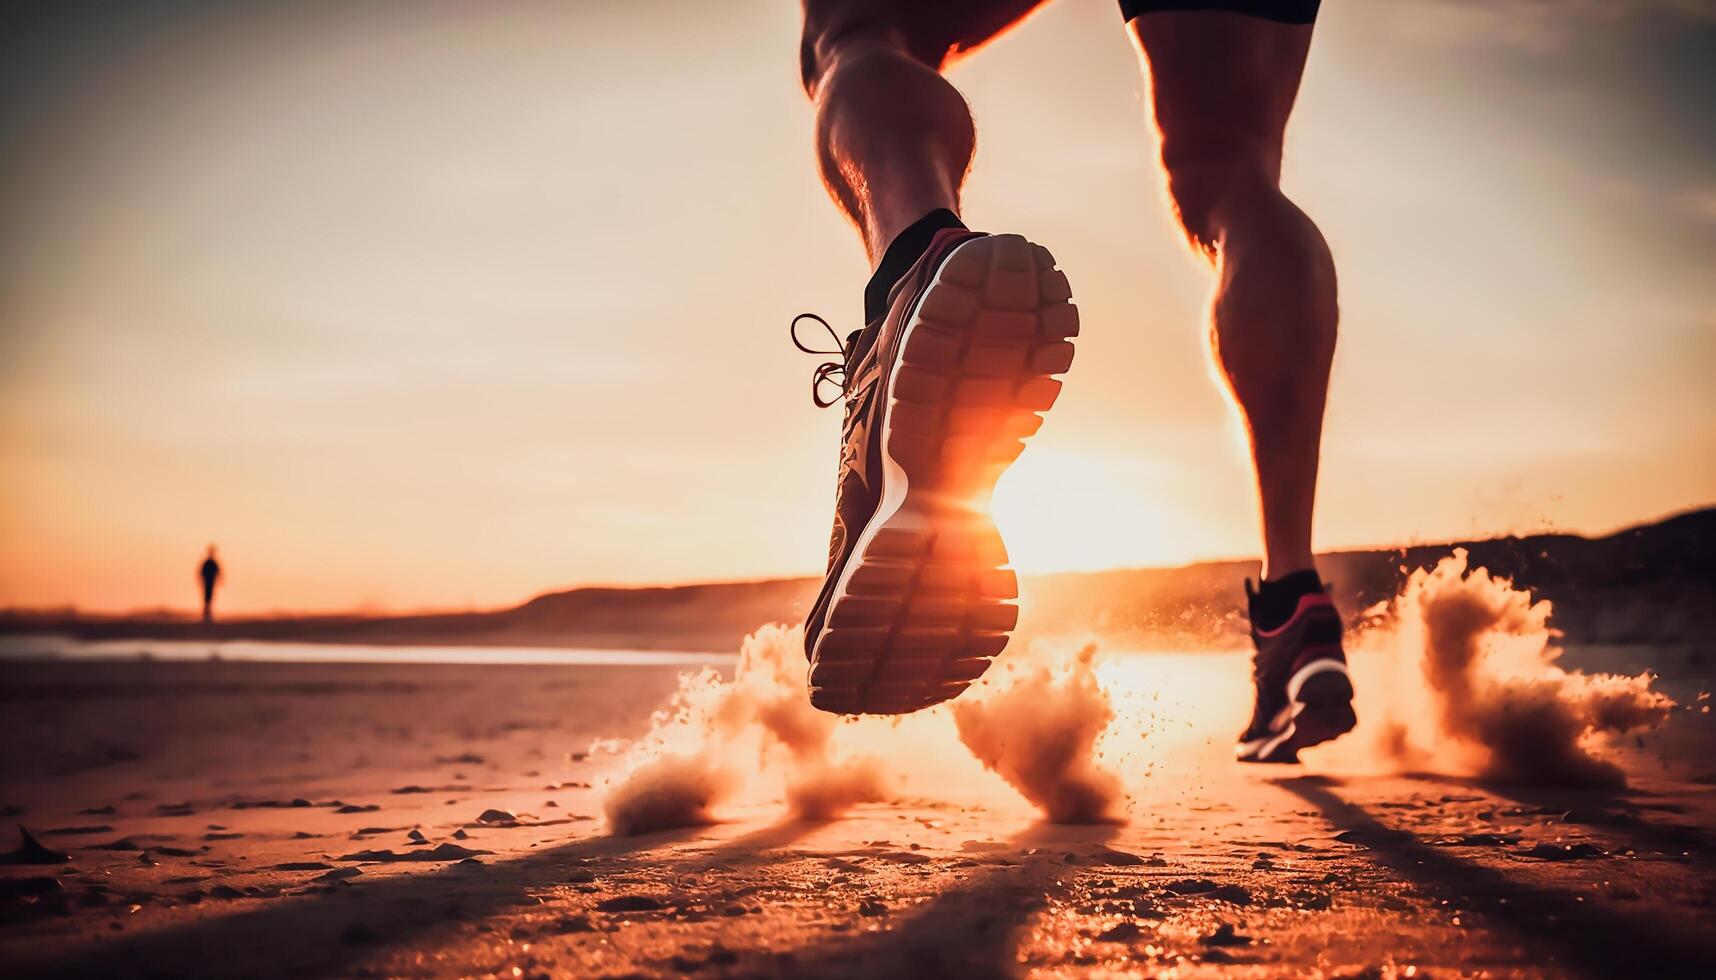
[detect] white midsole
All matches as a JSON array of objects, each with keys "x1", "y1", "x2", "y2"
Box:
[
  {"x1": 818, "y1": 237, "x2": 989, "y2": 653},
  {"x1": 1255, "y1": 708, "x2": 1304, "y2": 760},
  {"x1": 1286, "y1": 657, "x2": 1349, "y2": 704}
]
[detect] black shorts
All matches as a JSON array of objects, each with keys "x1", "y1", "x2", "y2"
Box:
[
  {"x1": 1119, "y1": 1, "x2": 1319, "y2": 23},
  {"x1": 801, "y1": 0, "x2": 1320, "y2": 92}
]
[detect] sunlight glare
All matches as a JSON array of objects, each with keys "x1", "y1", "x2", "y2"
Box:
[{"x1": 991, "y1": 449, "x2": 1193, "y2": 574}]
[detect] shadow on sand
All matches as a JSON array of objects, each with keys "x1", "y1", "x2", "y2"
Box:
[
  {"x1": 20, "y1": 817, "x2": 1119, "y2": 979},
  {"x1": 19, "y1": 824, "x2": 712, "y2": 979},
  {"x1": 1398, "y1": 769, "x2": 1716, "y2": 864},
  {"x1": 28, "y1": 778, "x2": 1714, "y2": 978},
  {"x1": 763, "y1": 822, "x2": 1120, "y2": 979},
  {"x1": 1277, "y1": 775, "x2": 1716, "y2": 979}
]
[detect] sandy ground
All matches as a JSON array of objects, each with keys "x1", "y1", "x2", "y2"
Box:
[{"x1": 2, "y1": 649, "x2": 1714, "y2": 979}]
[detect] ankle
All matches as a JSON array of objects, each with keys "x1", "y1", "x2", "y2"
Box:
[
  {"x1": 1248, "y1": 569, "x2": 1325, "y2": 632},
  {"x1": 863, "y1": 209, "x2": 966, "y2": 322},
  {"x1": 1261, "y1": 556, "x2": 1317, "y2": 581}
]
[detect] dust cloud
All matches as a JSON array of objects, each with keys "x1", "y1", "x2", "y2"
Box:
[
  {"x1": 600, "y1": 753, "x2": 739, "y2": 836},
  {"x1": 1345, "y1": 550, "x2": 1675, "y2": 788},
  {"x1": 952, "y1": 642, "x2": 1125, "y2": 823},
  {"x1": 603, "y1": 550, "x2": 1677, "y2": 831},
  {"x1": 601, "y1": 625, "x2": 889, "y2": 835},
  {"x1": 601, "y1": 626, "x2": 1129, "y2": 832}
]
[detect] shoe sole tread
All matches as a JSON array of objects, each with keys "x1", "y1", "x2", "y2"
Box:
[{"x1": 809, "y1": 234, "x2": 1076, "y2": 716}]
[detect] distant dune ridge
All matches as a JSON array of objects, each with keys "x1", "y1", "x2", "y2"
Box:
[{"x1": 4, "y1": 506, "x2": 1711, "y2": 651}]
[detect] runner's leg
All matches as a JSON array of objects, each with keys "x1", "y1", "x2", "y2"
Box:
[
  {"x1": 1129, "y1": 10, "x2": 1336, "y2": 580},
  {"x1": 801, "y1": 0, "x2": 1050, "y2": 262}
]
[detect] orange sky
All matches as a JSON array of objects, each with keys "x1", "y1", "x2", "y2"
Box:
[{"x1": 2, "y1": 0, "x2": 1713, "y2": 614}]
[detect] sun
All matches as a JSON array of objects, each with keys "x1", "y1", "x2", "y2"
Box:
[{"x1": 990, "y1": 448, "x2": 1195, "y2": 574}]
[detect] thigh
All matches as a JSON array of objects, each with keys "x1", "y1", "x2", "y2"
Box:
[
  {"x1": 1128, "y1": 10, "x2": 1314, "y2": 170},
  {"x1": 801, "y1": 0, "x2": 1054, "y2": 90}
]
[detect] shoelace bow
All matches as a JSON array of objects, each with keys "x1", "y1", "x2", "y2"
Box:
[{"x1": 790, "y1": 312, "x2": 853, "y2": 408}]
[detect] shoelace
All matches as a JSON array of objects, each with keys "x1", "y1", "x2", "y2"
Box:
[{"x1": 790, "y1": 312, "x2": 850, "y2": 408}]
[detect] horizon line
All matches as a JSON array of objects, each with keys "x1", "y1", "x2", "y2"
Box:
[{"x1": 4, "y1": 501, "x2": 1707, "y2": 624}]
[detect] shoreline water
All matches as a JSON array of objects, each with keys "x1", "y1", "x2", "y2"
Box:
[{"x1": 0, "y1": 634, "x2": 732, "y2": 667}]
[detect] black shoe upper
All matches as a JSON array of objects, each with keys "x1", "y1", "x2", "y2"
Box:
[{"x1": 1238, "y1": 579, "x2": 1345, "y2": 743}]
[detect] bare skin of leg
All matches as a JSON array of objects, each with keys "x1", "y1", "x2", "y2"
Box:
[
  {"x1": 1131, "y1": 12, "x2": 1338, "y2": 581},
  {"x1": 801, "y1": 7, "x2": 1333, "y2": 575},
  {"x1": 804, "y1": 30, "x2": 976, "y2": 264}
]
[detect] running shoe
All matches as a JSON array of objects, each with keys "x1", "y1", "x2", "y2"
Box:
[
  {"x1": 793, "y1": 229, "x2": 1077, "y2": 715},
  {"x1": 1234, "y1": 582, "x2": 1356, "y2": 763}
]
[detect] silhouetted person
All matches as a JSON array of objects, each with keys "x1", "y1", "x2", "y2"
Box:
[{"x1": 199, "y1": 546, "x2": 222, "y2": 624}]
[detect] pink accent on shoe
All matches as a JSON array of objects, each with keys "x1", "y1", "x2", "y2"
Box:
[{"x1": 1253, "y1": 593, "x2": 1336, "y2": 638}]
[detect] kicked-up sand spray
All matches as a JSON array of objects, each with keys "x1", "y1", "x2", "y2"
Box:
[
  {"x1": 1339, "y1": 550, "x2": 1675, "y2": 787},
  {"x1": 602, "y1": 624, "x2": 890, "y2": 835},
  {"x1": 952, "y1": 641, "x2": 1125, "y2": 823},
  {"x1": 603, "y1": 551, "x2": 1676, "y2": 833},
  {"x1": 600, "y1": 625, "x2": 1126, "y2": 833}
]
